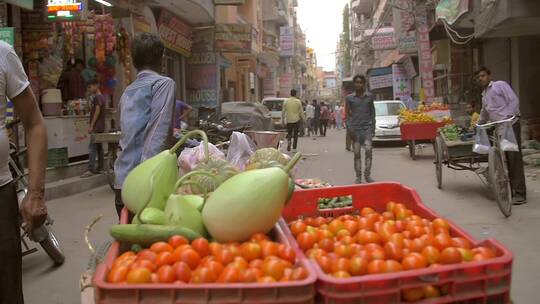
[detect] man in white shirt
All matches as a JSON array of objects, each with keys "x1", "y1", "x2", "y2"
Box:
[
  {"x1": 305, "y1": 101, "x2": 315, "y2": 136},
  {"x1": 0, "y1": 41, "x2": 48, "y2": 303}
]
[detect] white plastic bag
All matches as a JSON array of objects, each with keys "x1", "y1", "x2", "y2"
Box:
[
  {"x1": 473, "y1": 127, "x2": 491, "y2": 154},
  {"x1": 226, "y1": 132, "x2": 257, "y2": 171},
  {"x1": 499, "y1": 121, "x2": 519, "y2": 152},
  {"x1": 178, "y1": 142, "x2": 225, "y2": 173}
]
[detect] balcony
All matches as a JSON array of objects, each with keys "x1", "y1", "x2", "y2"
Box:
[
  {"x1": 263, "y1": 1, "x2": 289, "y2": 25},
  {"x1": 351, "y1": 0, "x2": 373, "y2": 16}
]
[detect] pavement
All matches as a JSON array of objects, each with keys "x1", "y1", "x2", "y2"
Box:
[{"x1": 21, "y1": 128, "x2": 539, "y2": 304}]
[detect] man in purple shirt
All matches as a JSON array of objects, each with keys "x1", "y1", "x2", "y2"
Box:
[{"x1": 476, "y1": 67, "x2": 527, "y2": 204}]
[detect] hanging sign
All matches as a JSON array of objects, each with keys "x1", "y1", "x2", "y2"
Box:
[
  {"x1": 158, "y1": 10, "x2": 192, "y2": 57},
  {"x1": 0, "y1": 27, "x2": 14, "y2": 46}
]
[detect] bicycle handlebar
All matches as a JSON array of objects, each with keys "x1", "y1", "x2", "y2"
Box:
[{"x1": 476, "y1": 115, "x2": 516, "y2": 129}]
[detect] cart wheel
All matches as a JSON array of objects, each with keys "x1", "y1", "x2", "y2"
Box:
[
  {"x1": 488, "y1": 147, "x2": 512, "y2": 217},
  {"x1": 435, "y1": 136, "x2": 443, "y2": 189},
  {"x1": 40, "y1": 227, "x2": 65, "y2": 265},
  {"x1": 408, "y1": 140, "x2": 416, "y2": 160}
]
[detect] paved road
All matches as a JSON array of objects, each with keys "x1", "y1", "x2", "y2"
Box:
[{"x1": 22, "y1": 128, "x2": 539, "y2": 303}]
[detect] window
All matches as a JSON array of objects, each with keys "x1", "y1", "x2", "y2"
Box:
[
  {"x1": 375, "y1": 102, "x2": 404, "y2": 116},
  {"x1": 264, "y1": 99, "x2": 284, "y2": 111}
]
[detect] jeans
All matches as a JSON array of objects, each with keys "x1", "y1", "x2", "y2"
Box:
[
  {"x1": 286, "y1": 122, "x2": 300, "y2": 150},
  {"x1": 346, "y1": 128, "x2": 352, "y2": 150},
  {"x1": 0, "y1": 182, "x2": 24, "y2": 304},
  {"x1": 506, "y1": 121, "x2": 527, "y2": 198},
  {"x1": 306, "y1": 118, "x2": 314, "y2": 136},
  {"x1": 351, "y1": 130, "x2": 373, "y2": 179},
  {"x1": 336, "y1": 117, "x2": 342, "y2": 130},
  {"x1": 320, "y1": 119, "x2": 329, "y2": 136},
  {"x1": 88, "y1": 135, "x2": 104, "y2": 173},
  {"x1": 313, "y1": 118, "x2": 320, "y2": 135}
]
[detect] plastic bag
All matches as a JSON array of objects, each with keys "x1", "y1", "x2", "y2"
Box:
[
  {"x1": 499, "y1": 121, "x2": 519, "y2": 152},
  {"x1": 473, "y1": 127, "x2": 491, "y2": 154},
  {"x1": 178, "y1": 142, "x2": 225, "y2": 173},
  {"x1": 226, "y1": 132, "x2": 257, "y2": 171}
]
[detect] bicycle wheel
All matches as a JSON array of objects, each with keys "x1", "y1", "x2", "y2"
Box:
[
  {"x1": 106, "y1": 145, "x2": 118, "y2": 191},
  {"x1": 488, "y1": 147, "x2": 512, "y2": 217},
  {"x1": 40, "y1": 228, "x2": 65, "y2": 265},
  {"x1": 435, "y1": 136, "x2": 443, "y2": 189}
]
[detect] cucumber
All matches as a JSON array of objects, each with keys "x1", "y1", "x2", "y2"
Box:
[
  {"x1": 139, "y1": 208, "x2": 166, "y2": 225},
  {"x1": 110, "y1": 224, "x2": 202, "y2": 247}
]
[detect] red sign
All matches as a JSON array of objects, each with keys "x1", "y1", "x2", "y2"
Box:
[
  {"x1": 416, "y1": 6, "x2": 434, "y2": 104},
  {"x1": 158, "y1": 10, "x2": 192, "y2": 57}
]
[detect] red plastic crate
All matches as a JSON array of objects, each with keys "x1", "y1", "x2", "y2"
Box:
[
  {"x1": 400, "y1": 122, "x2": 447, "y2": 141},
  {"x1": 280, "y1": 183, "x2": 513, "y2": 304},
  {"x1": 93, "y1": 209, "x2": 317, "y2": 304}
]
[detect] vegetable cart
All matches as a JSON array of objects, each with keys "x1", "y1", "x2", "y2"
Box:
[
  {"x1": 434, "y1": 117, "x2": 515, "y2": 217},
  {"x1": 400, "y1": 122, "x2": 447, "y2": 160}
]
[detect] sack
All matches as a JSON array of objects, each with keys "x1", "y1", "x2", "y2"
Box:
[
  {"x1": 473, "y1": 127, "x2": 491, "y2": 154},
  {"x1": 178, "y1": 142, "x2": 225, "y2": 174},
  {"x1": 499, "y1": 121, "x2": 519, "y2": 152},
  {"x1": 226, "y1": 132, "x2": 257, "y2": 171}
]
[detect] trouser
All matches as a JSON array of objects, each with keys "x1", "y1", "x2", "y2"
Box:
[
  {"x1": 346, "y1": 128, "x2": 352, "y2": 150},
  {"x1": 88, "y1": 137, "x2": 104, "y2": 173},
  {"x1": 114, "y1": 189, "x2": 124, "y2": 218},
  {"x1": 336, "y1": 117, "x2": 342, "y2": 129},
  {"x1": 507, "y1": 121, "x2": 527, "y2": 198},
  {"x1": 0, "y1": 182, "x2": 24, "y2": 304},
  {"x1": 320, "y1": 120, "x2": 328, "y2": 136},
  {"x1": 286, "y1": 122, "x2": 300, "y2": 150},
  {"x1": 352, "y1": 130, "x2": 373, "y2": 179},
  {"x1": 313, "y1": 119, "x2": 320, "y2": 135},
  {"x1": 306, "y1": 118, "x2": 313, "y2": 136}
]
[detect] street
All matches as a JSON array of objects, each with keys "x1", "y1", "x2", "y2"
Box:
[{"x1": 22, "y1": 129, "x2": 539, "y2": 304}]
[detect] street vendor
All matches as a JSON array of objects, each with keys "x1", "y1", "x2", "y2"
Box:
[
  {"x1": 114, "y1": 33, "x2": 176, "y2": 217},
  {"x1": 476, "y1": 66, "x2": 527, "y2": 205}
]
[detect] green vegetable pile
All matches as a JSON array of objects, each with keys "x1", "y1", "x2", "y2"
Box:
[
  {"x1": 439, "y1": 124, "x2": 463, "y2": 141},
  {"x1": 318, "y1": 196, "x2": 353, "y2": 210}
]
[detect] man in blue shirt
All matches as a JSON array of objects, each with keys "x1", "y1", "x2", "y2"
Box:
[
  {"x1": 113, "y1": 33, "x2": 176, "y2": 217},
  {"x1": 346, "y1": 75, "x2": 376, "y2": 184}
]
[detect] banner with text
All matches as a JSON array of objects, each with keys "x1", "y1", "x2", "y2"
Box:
[
  {"x1": 215, "y1": 23, "x2": 253, "y2": 53},
  {"x1": 392, "y1": 64, "x2": 411, "y2": 100},
  {"x1": 416, "y1": 5, "x2": 435, "y2": 104},
  {"x1": 187, "y1": 52, "x2": 219, "y2": 108},
  {"x1": 279, "y1": 26, "x2": 294, "y2": 57},
  {"x1": 158, "y1": 10, "x2": 192, "y2": 57}
]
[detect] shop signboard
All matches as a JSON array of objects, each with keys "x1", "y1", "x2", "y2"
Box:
[
  {"x1": 46, "y1": 0, "x2": 85, "y2": 20},
  {"x1": 0, "y1": 27, "x2": 14, "y2": 46},
  {"x1": 416, "y1": 5, "x2": 435, "y2": 104},
  {"x1": 214, "y1": 23, "x2": 253, "y2": 53},
  {"x1": 187, "y1": 52, "x2": 219, "y2": 108},
  {"x1": 214, "y1": 0, "x2": 245, "y2": 4},
  {"x1": 371, "y1": 28, "x2": 396, "y2": 50},
  {"x1": 392, "y1": 64, "x2": 411, "y2": 100},
  {"x1": 279, "y1": 26, "x2": 294, "y2": 57},
  {"x1": 393, "y1": 0, "x2": 417, "y2": 53},
  {"x1": 263, "y1": 71, "x2": 276, "y2": 97},
  {"x1": 369, "y1": 73, "x2": 393, "y2": 90},
  {"x1": 158, "y1": 10, "x2": 192, "y2": 57}
]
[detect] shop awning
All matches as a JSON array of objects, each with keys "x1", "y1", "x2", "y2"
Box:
[
  {"x1": 152, "y1": 0, "x2": 214, "y2": 25},
  {"x1": 436, "y1": 0, "x2": 469, "y2": 25}
]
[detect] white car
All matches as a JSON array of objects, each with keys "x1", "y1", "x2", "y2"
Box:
[
  {"x1": 373, "y1": 100, "x2": 406, "y2": 141},
  {"x1": 262, "y1": 97, "x2": 287, "y2": 129}
]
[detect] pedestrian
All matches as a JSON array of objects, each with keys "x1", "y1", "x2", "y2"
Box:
[
  {"x1": 173, "y1": 99, "x2": 192, "y2": 138},
  {"x1": 282, "y1": 89, "x2": 305, "y2": 152},
  {"x1": 81, "y1": 79, "x2": 106, "y2": 177},
  {"x1": 403, "y1": 93, "x2": 416, "y2": 110},
  {"x1": 320, "y1": 102, "x2": 330, "y2": 136},
  {"x1": 313, "y1": 99, "x2": 321, "y2": 136},
  {"x1": 346, "y1": 75, "x2": 376, "y2": 184},
  {"x1": 114, "y1": 33, "x2": 176, "y2": 217},
  {"x1": 335, "y1": 103, "x2": 343, "y2": 130},
  {"x1": 305, "y1": 100, "x2": 315, "y2": 136},
  {"x1": 0, "y1": 40, "x2": 48, "y2": 304},
  {"x1": 58, "y1": 58, "x2": 86, "y2": 103},
  {"x1": 476, "y1": 66, "x2": 527, "y2": 204}
]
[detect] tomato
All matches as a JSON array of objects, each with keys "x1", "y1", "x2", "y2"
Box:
[
  {"x1": 216, "y1": 266, "x2": 241, "y2": 283},
  {"x1": 113, "y1": 256, "x2": 137, "y2": 269},
  {"x1": 248, "y1": 258, "x2": 264, "y2": 269},
  {"x1": 250, "y1": 233, "x2": 270, "y2": 242},
  {"x1": 126, "y1": 267, "x2": 152, "y2": 284},
  {"x1": 363, "y1": 243, "x2": 382, "y2": 252},
  {"x1": 156, "y1": 265, "x2": 176, "y2": 283},
  {"x1": 137, "y1": 249, "x2": 157, "y2": 263},
  {"x1": 353, "y1": 250, "x2": 372, "y2": 261},
  {"x1": 408, "y1": 237, "x2": 428, "y2": 253},
  {"x1": 241, "y1": 268, "x2": 262, "y2": 282},
  {"x1": 155, "y1": 251, "x2": 174, "y2": 267},
  {"x1": 229, "y1": 256, "x2": 249, "y2": 270},
  {"x1": 179, "y1": 249, "x2": 202, "y2": 269},
  {"x1": 330, "y1": 257, "x2": 349, "y2": 273},
  {"x1": 349, "y1": 243, "x2": 363, "y2": 256},
  {"x1": 334, "y1": 243, "x2": 352, "y2": 258},
  {"x1": 328, "y1": 219, "x2": 346, "y2": 234},
  {"x1": 388, "y1": 233, "x2": 405, "y2": 247},
  {"x1": 215, "y1": 249, "x2": 235, "y2": 265},
  {"x1": 290, "y1": 221, "x2": 307, "y2": 236},
  {"x1": 356, "y1": 230, "x2": 381, "y2": 245},
  {"x1": 472, "y1": 254, "x2": 490, "y2": 262},
  {"x1": 369, "y1": 248, "x2": 385, "y2": 261},
  {"x1": 384, "y1": 242, "x2": 404, "y2": 261},
  {"x1": 394, "y1": 207, "x2": 408, "y2": 221},
  {"x1": 332, "y1": 271, "x2": 351, "y2": 278},
  {"x1": 117, "y1": 251, "x2": 136, "y2": 260},
  {"x1": 457, "y1": 248, "x2": 474, "y2": 261},
  {"x1": 316, "y1": 256, "x2": 333, "y2": 273},
  {"x1": 384, "y1": 260, "x2": 403, "y2": 273},
  {"x1": 386, "y1": 201, "x2": 397, "y2": 213},
  {"x1": 240, "y1": 242, "x2": 262, "y2": 261},
  {"x1": 173, "y1": 261, "x2": 191, "y2": 283},
  {"x1": 343, "y1": 220, "x2": 359, "y2": 235},
  {"x1": 191, "y1": 238, "x2": 210, "y2": 257},
  {"x1": 205, "y1": 260, "x2": 224, "y2": 277},
  {"x1": 296, "y1": 232, "x2": 316, "y2": 251},
  {"x1": 316, "y1": 229, "x2": 334, "y2": 240},
  {"x1": 278, "y1": 245, "x2": 296, "y2": 264},
  {"x1": 367, "y1": 260, "x2": 386, "y2": 274},
  {"x1": 291, "y1": 267, "x2": 309, "y2": 281},
  {"x1": 262, "y1": 259, "x2": 286, "y2": 280},
  {"x1": 130, "y1": 259, "x2": 156, "y2": 272},
  {"x1": 423, "y1": 285, "x2": 441, "y2": 298},
  {"x1": 439, "y1": 247, "x2": 462, "y2": 264},
  {"x1": 168, "y1": 235, "x2": 188, "y2": 248},
  {"x1": 433, "y1": 233, "x2": 452, "y2": 251},
  {"x1": 191, "y1": 267, "x2": 217, "y2": 283},
  {"x1": 394, "y1": 220, "x2": 406, "y2": 233},
  {"x1": 432, "y1": 218, "x2": 450, "y2": 232},
  {"x1": 280, "y1": 267, "x2": 293, "y2": 282},
  {"x1": 209, "y1": 242, "x2": 223, "y2": 256},
  {"x1": 348, "y1": 256, "x2": 368, "y2": 276},
  {"x1": 150, "y1": 242, "x2": 173, "y2": 254},
  {"x1": 382, "y1": 211, "x2": 395, "y2": 221},
  {"x1": 108, "y1": 265, "x2": 129, "y2": 283},
  {"x1": 335, "y1": 229, "x2": 352, "y2": 240},
  {"x1": 451, "y1": 237, "x2": 471, "y2": 249},
  {"x1": 409, "y1": 226, "x2": 425, "y2": 239},
  {"x1": 257, "y1": 276, "x2": 277, "y2": 283},
  {"x1": 360, "y1": 207, "x2": 376, "y2": 217},
  {"x1": 378, "y1": 222, "x2": 396, "y2": 241},
  {"x1": 402, "y1": 287, "x2": 424, "y2": 302},
  {"x1": 303, "y1": 217, "x2": 317, "y2": 227},
  {"x1": 306, "y1": 248, "x2": 326, "y2": 260},
  {"x1": 227, "y1": 244, "x2": 242, "y2": 258},
  {"x1": 402, "y1": 253, "x2": 427, "y2": 270},
  {"x1": 420, "y1": 234, "x2": 435, "y2": 247},
  {"x1": 314, "y1": 216, "x2": 327, "y2": 227},
  {"x1": 317, "y1": 238, "x2": 334, "y2": 252},
  {"x1": 357, "y1": 217, "x2": 375, "y2": 231},
  {"x1": 472, "y1": 247, "x2": 496, "y2": 259},
  {"x1": 421, "y1": 246, "x2": 441, "y2": 265}
]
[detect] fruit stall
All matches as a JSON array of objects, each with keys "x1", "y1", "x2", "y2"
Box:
[{"x1": 86, "y1": 129, "x2": 513, "y2": 303}]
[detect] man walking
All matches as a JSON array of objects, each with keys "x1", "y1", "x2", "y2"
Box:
[
  {"x1": 282, "y1": 89, "x2": 305, "y2": 152},
  {"x1": 346, "y1": 75, "x2": 376, "y2": 184},
  {"x1": 82, "y1": 79, "x2": 105, "y2": 177},
  {"x1": 476, "y1": 67, "x2": 527, "y2": 204},
  {"x1": 335, "y1": 103, "x2": 343, "y2": 130},
  {"x1": 0, "y1": 40, "x2": 48, "y2": 304},
  {"x1": 114, "y1": 33, "x2": 176, "y2": 217},
  {"x1": 305, "y1": 100, "x2": 315, "y2": 136},
  {"x1": 313, "y1": 100, "x2": 321, "y2": 136},
  {"x1": 319, "y1": 102, "x2": 331, "y2": 136}
]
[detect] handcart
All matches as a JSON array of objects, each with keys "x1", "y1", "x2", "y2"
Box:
[{"x1": 400, "y1": 122, "x2": 447, "y2": 160}]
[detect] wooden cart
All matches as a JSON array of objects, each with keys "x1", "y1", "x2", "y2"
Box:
[{"x1": 400, "y1": 122, "x2": 447, "y2": 160}]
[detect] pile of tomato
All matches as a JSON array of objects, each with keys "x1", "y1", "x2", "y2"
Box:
[
  {"x1": 107, "y1": 234, "x2": 309, "y2": 285},
  {"x1": 288, "y1": 202, "x2": 498, "y2": 302}
]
